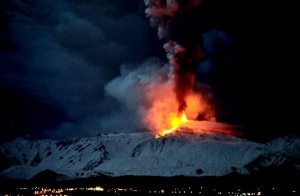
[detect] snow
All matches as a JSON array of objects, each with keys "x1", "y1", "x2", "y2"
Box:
[{"x1": 0, "y1": 131, "x2": 299, "y2": 180}]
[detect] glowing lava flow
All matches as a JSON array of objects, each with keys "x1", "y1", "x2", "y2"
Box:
[
  {"x1": 155, "y1": 115, "x2": 242, "y2": 138},
  {"x1": 155, "y1": 112, "x2": 188, "y2": 138},
  {"x1": 152, "y1": 92, "x2": 241, "y2": 138},
  {"x1": 145, "y1": 86, "x2": 216, "y2": 138}
]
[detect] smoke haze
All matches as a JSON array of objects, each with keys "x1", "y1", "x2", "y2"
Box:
[
  {"x1": 105, "y1": 58, "x2": 214, "y2": 134},
  {"x1": 1, "y1": 0, "x2": 298, "y2": 142},
  {"x1": 144, "y1": 0, "x2": 207, "y2": 112}
]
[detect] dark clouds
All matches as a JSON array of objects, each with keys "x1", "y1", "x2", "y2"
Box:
[
  {"x1": 0, "y1": 0, "x2": 298, "y2": 142},
  {"x1": 0, "y1": 0, "x2": 164, "y2": 141},
  {"x1": 197, "y1": 0, "x2": 300, "y2": 141}
]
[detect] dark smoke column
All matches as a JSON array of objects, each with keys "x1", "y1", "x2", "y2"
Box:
[{"x1": 144, "y1": 0, "x2": 205, "y2": 113}]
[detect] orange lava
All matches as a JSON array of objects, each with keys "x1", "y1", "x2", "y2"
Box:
[
  {"x1": 140, "y1": 73, "x2": 235, "y2": 137},
  {"x1": 146, "y1": 89, "x2": 241, "y2": 138},
  {"x1": 143, "y1": 84, "x2": 215, "y2": 137},
  {"x1": 155, "y1": 112, "x2": 188, "y2": 138},
  {"x1": 156, "y1": 118, "x2": 242, "y2": 138}
]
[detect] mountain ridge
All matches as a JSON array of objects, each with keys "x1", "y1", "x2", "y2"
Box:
[{"x1": 0, "y1": 130, "x2": 299, "y2": 180}]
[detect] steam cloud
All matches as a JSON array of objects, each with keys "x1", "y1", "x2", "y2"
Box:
[
  {"x1": 1, "y1": 0, "x2": 230, "y2": 139},
  {"x1": 2, "y1": 0, "x2": 293, "y2": 141},
  {"x1": 105, "y1": 58, "x2": 214, "y2": 134},
  {"x1": 144, "y1": 0, "x2": 205, "y2": 112}
]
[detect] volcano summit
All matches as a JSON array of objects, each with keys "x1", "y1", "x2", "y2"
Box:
[{"x1": 0, "y1": 131, "x2": 299, "y2": 180}]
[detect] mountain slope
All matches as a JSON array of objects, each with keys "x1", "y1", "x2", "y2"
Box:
[{"x1": 0, "y1": 130, "x2": 299, "y2": 180}]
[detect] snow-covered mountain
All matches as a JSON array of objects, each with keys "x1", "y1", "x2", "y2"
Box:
[{"x1": 0, "y1": 130, "x2": 299, "y2": 180}]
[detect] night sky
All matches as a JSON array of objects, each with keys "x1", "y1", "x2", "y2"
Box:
[{"x1": 0, "y1": 0, "x2": 298, "y2": 143}]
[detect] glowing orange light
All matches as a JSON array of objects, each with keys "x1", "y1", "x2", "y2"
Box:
[
  {"x1": 140, "y1": 75, "x2": 221, "y2": 138},
  {"x1": 155, "y1": 112, "x2": 188, "y2": 138}
]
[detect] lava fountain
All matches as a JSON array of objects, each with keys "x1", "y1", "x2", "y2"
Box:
[
  {"x1": 143, "y1": 81, "x2": 241, "y2": 137},
  {"x1": 141, "y1": 1, "x2": 242, "y2": 137},
  {"x1": 140, "y1": 75, "x2": 217, "y2": 137}
]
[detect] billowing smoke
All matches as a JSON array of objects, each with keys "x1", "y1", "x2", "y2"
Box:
[
  {"x1": 105, "y1": 58, "x2": 214, "y2": 135},
  {"x1": 0, "y1": 0, "x2": 166, "y2": 140},
  {"x1": 144, "y1": 0, "x2": 205, "y2": 112},
  {"x1": 1, "y1": 0, "x2": 223, "y2": 140}
]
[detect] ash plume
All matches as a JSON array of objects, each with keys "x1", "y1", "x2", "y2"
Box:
[
  {"x1": 144, "y1": 0, "x2": 205, "y2": 112},
  {"x1": 105, "y1": 58, "x2": 214, "y2": 134}
]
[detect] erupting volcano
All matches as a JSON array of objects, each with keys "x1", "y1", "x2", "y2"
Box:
[
  {"x1": 142, "y1": 82, "x2": 239, "y2": 138},
  {"x1": 142, "y1": 0, "x2": 240, "y2": 137}
]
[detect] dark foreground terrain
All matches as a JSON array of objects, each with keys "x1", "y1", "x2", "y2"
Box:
[{"x1": 0, "y1": 172, "x2": 298, "y2": 196}]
